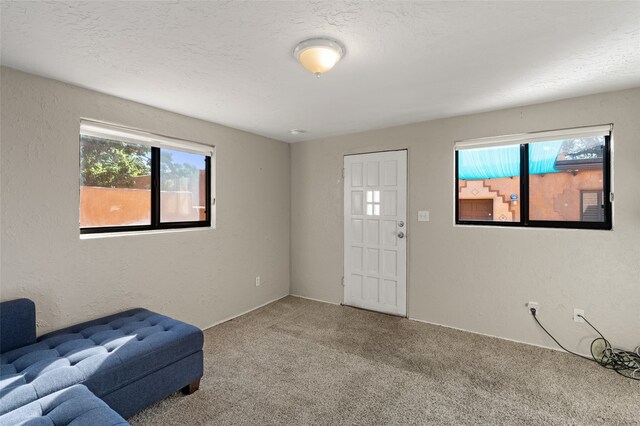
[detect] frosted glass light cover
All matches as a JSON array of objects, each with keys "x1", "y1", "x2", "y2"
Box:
[
  {"x1": 299, "y1": 47, "x2": 340, "y2": 74},
  {"x1": 294, "y1": 38, "x2": 345, "y2": 76}
]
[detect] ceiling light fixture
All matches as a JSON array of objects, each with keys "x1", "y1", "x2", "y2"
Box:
[
  {"x1": 289, "y1": 129, "x2": 307, "y2": 135},
  {"x1": 293, "y1": 38, "x2": 346, "y2": 78}
]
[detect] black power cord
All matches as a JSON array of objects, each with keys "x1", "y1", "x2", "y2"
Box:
[{"x1": 529, "y1": 307, "x2": 640, "y2": 381}]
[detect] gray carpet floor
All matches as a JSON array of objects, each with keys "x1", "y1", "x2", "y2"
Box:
[{"x1": 130, "y1": 296, "x2": 639, "y2": 425}]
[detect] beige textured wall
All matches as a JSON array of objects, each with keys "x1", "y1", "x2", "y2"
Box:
[
  {"x1": 1, "y1": 67, "x2": 290, "y2": 333},
  {"x1": 291, "y1": 88, "x2": 640, "y2": 354}
]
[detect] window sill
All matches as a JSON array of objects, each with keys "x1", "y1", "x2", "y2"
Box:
[
  {"x1": 453, "y1": 223, "x2": 613, "y2": 231},
  {"x1": 79, "y1": 225, "x2": 215, "y2": 240}
]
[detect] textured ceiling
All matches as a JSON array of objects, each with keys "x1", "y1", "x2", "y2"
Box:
[{"x1": 2, "y1": 1, "x2": 639, "y2": 142}]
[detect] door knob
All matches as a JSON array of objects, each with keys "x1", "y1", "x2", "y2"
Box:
[
  {"x1": 398, "y1": 221, "x2": 404, "y2": 228},
  {"x1": 397, "y1": 231, "x2": 405, "y2": 239}
]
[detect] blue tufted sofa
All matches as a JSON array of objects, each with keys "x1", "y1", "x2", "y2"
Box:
[
  {"x1": 1, "y1": 384, "x2": 129, "y2": 425},
  {"x1": 0, "y1": 298, "x2": 204, "y2": 424}
]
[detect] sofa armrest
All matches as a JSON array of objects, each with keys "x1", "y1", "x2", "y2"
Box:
[{"x1": 0, "y1": 298, "x2": 37, "y2": 353}]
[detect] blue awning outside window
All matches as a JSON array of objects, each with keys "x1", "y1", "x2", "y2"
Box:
[{"x1": 458, "y1": 140, "x2": 564, "y2": 180}]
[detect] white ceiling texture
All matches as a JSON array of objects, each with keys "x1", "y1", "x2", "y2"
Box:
[{"x1": 2, "y1": 1, "x2": 639, "y2": 142}]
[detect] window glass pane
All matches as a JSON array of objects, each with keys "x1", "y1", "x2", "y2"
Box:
[
  {"x1": 528, "y1": 137, "x2": 605, "y2": 222},
  {"x1": 457, "y1": 145, "x2": 520, "y2": 222},
  {"x1": 366, "y1": 204, "x2": 373, "y2": 216},
  {"x1": 160, "y1": 149, "x2": 207, "y2": 222},
  {"x1": 80, "y1": 135, "x2": 151, "y2": 227}
]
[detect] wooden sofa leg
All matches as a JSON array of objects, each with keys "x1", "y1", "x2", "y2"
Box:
[{"x1": 182, "y1": 379, "x2": 201, "y2": 395}]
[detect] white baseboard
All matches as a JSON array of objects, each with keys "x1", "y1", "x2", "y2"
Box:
[
  {"x1": 201, "y1": 293, "x2": 289, "y2": 331},
  {"x1": 407, "y1": 317, "x2": 586, "y2": 356},
  {"x1": 287, "y1": 294, "x2": 585, "y2": 357},
  {"x1": 289, "y1": 294, "x2": 341, "y2": 305}
]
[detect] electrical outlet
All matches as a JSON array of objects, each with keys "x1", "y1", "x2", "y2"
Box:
[
  {"x1": 418, "y1": 211, "x2": 430, "y2": 222},
  {"x1": 573, "y1": 308, "x2": 585, "y2": 323},
  {"x1": 527, "y1": 301, "x2": 539, "y2": 313},
  {"x1": 255, "y1": 276, "x2": 261, "y2": 287}
]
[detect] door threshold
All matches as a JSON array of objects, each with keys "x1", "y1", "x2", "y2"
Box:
[{"x1": 341, "y1": 303, "x2": 407, "y2": 318}]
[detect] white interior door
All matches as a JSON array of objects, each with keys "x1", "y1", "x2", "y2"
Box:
[{"x1": 344, "y1": 150, "x2": 407, "y2": 316}]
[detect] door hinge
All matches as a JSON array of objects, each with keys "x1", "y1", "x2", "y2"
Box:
[
  {"x1": 342, "y1": 168, "x2": 345, "y2": 178},
  {"x1": 610, "y1": 192, "x2": 614, "y2": 202},
  {"x1": 341, "y1": 276, "x2": 345, "y2": 287},
  {"x1": 212, "y1": 197, "x2": 216, "y2": 205}
]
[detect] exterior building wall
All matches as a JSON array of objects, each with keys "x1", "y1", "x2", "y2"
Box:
[
  {"x1": 529, "y1": 170, "x2": 603, "y2": 221},
  {"x1": 459, "y1": 178, "x2": 520, "y2": 221},
  {"x1": 458, "y1": 169, "x2": 603, "y2": 221},
  {"x1": 80, "y1": 186, "x2": 205, "y2": 226},
  {"x1": 80, "y1": 187, "x2": 151, "y2": 226},
  {"x1": 80, "y1": 170, "x2": 207, "y2": 227}
]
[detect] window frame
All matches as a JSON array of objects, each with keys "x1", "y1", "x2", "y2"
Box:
[
  {"x1": 455, "y1": 134, "x2": 612, "y2": 230},
  {"x1": 80, "y1": 125, "x2": 213, "y2": 235}
]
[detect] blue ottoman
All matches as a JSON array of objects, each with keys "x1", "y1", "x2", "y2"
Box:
[
  {"x1": 0, "y1": 384, "x2": 128, "y2": 425},
  {"x1": 1, "y1": 304, "x2": 204, "y2": 418}
]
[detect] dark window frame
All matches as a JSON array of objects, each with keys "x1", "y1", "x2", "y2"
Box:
[
  {"x1": 455, "y1": 135, "x2": 612, "y2": 230},
  {"x1": 81, "y1": 146, "x2": 212, "y2": 234}
]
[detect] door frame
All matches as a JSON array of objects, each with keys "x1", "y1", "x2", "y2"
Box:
[{"x1": 343, "y1": 149, "x2": 409, "y2": 317}]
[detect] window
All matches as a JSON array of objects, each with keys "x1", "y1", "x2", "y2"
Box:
[
  {"x1": 80, "y1": 120, "x2": 214, "y2": 234},
  {"x1": 455, "y1": 125, "x2": 612, "y2": 230},
  {"x1": 366, "y1": 190, "x2": 380, "y2": 216},
  {"x1": 457, "y1": 144, "x2": 521, "y2": 223}
]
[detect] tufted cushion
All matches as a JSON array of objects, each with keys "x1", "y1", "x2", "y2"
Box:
[
  {"x1": 0, "y1": 309, "x2": 203, "y2": 415},
  {"x1": 0, "y1": 384, "x2": 128, "y2": 426}
]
